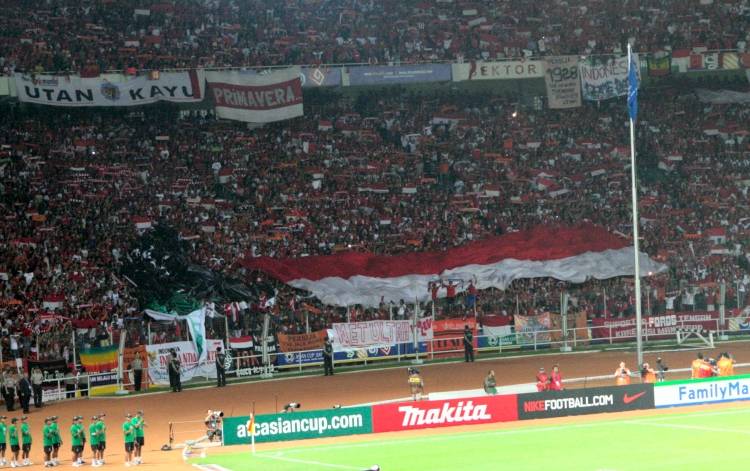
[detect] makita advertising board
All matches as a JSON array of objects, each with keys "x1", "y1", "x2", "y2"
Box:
[
  {"x1": 371, "y1": 395, "x2": 518, "y2": 433},
  {"x1": 517, "y1": 384, "x2": 654, "y2": 420},
  {"x1": 654, "y1": 375, "x2": 750, "y2": 408}
]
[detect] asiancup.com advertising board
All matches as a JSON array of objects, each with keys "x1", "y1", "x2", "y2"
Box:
[{"x1": 222, "y1": 406, "x2": 372, "y2": 445}]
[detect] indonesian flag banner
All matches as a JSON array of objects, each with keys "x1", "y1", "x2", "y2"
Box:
[
  {"x1": 206, "y1": 68, "x2": 303, "y2": 123},
  {"x1": 42, "y1": 294, "x2": 65, "y2": 310},
  {"x1": 229, "y1": 335, "x2": 254, "y2": 350},
  {"x1": 242, "y1": 225, "x2": 667, "y2": 307}
]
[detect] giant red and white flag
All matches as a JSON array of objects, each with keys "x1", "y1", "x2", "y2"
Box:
[
  {"x1": 206, "y1": 68, "x2": 303, "y2": 123},
  {"x1": 242, "y1": 225, "x2": 666, "y2": 307}
]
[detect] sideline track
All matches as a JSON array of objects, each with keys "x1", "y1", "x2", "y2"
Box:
[{"x1": 93, "y1": 342, "x2": 750, "y2": 401}]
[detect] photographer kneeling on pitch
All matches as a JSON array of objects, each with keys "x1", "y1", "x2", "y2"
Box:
[{"x1": 205, "y1": 410, "x2": 224, "y2": 442}]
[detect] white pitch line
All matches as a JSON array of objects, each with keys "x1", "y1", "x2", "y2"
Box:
[
  {"x1": 255, "y1": 452, "x2": 366, "y2": 470},
  {"x1": 629, "y1": 407, "x2": 750, "y2": 422},
  {"x1": 277, "y1": 405, "x2": 750, "y2": 457},
  {"x1": 193, "y1": 465, "x2": 233, "y2": 471},
  {"x1": 280, "y1": 421, "x2": 611, "y2": 456},
  {"x1": 624, "y1": 420, "x2": 750, "y2": 435}
]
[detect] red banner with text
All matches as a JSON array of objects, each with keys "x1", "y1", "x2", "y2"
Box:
[
  {"x1": 431, "y1": 318, "x2": 477, "y2": 357},
  {"x1": 591, "y1": 311, "x2": 722, "y2": 341},
  {"x1": 372, "y1": 394, "x2": 518, "y2": 433}
]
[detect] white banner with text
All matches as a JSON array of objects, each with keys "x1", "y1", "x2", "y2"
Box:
[
  {"x1": 14, "y1": 71, "x2": 204, "y2": 106},
  {"x1": 544, "y1": 56, "x2": 582, "y2": 109},
  {"x1": 146, "y1": 339, "x2": 224, "y2": 385},
  {"x1": 206, "y1": 68, "x2": 303, "y2": 123}
]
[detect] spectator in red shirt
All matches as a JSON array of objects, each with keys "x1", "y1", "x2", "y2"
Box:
[
  {"x1": 429, "y1": 282, "x2": 440, "y2": 304},
  {"x1": 548, "y1": 364, "x2": 563, "y2": 391},
  {"x1": 465, "y1": 281, "x2": 477, "y2": 310},
  {"x1": 443, "y1": 280, "x2": 458, "y2": 314},
  {"x1": 536, "y1": 367, "x2": 549, "y2": 392}
]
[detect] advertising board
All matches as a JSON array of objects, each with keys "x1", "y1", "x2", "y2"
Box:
[
  {"x1": 223, "y1": 406, "x2": 373, "y2": 445},
  {"x1": 654, "y1": 375, "x2": 750, "y2": 408},
  {"x1": 517, "y1": 384, "x2": 654, "y2": 419},
  {"x1": 371, "y1": 395, "x2": 518, "y2": 433}
]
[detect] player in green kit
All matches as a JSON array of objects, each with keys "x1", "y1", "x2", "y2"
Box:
[
  {"x1": 89, "y1": 416, "x2": 101, "y2": 467},
  {"x1": 132, "y1": 410, "x2": 145, "y2": 465},
  {"x1": 71, "y1": 416, "x2": 84, "y2": 467},
  {"x1": 50, "y1": 416, "x2": 61, "y2": 466},
  {"x1": 42, "y1": 417, "x2": 53, "y2": 467},
  {"x1": 0, "y1": 415, "x2": 8, "y2": 466},
  {"x1": 96, "y1": 415, "x2": 106, "y2": 465},
  {"x1": 122, "y1": 413, "x2": 135, "y2": 467},
  {"x1": 8, "y1": 417, "x2": 19, "y2": 468},
  {"x1": 20, "y1": 416, "x2": 31, "y2": 466}
]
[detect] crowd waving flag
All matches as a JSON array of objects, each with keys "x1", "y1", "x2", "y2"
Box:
[
  {"x1": 79, "y1": 345, "x2": 118, "y2": 372},
  {"x1": 243, "y1": 225, "x2": 667, "y2": 307}
]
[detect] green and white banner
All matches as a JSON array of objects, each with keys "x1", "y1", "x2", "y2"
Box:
[
  {"x1": 145, "y1": 307, "x2": 209, "y2": 363},
  {"x1": 223, "y1": 406, "x2": 373, "y2": 445}
]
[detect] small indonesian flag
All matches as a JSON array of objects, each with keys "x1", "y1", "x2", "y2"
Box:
[
  {"x1": 43, "y1": 294, "x2": 65, "y2": 310},
  {"x1": 230, "y1": 336, "x2": 253, "y2": 349}
]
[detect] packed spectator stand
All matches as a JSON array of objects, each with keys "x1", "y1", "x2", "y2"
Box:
[
  {"x1": 1, "y1": 0, "x2": 749, "y2": 76},
  {"x1": 0, "y1": 1, "x2": 749, "y2": 368}
]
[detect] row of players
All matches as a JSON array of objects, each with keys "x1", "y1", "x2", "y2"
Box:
[{"x1": 0, "y1": 411, "x2": 147, "y2": 468}]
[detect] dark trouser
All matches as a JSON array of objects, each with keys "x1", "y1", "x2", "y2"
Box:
[
  {"x1": 4, "y1": 389, "x2": 14, "y2": 411},
  {"x1": 465, "y1": 346, "x2": 474, "y2": 362},
  {"x1": 324, "y1": 357, "x2": 334, "y2": 376},
  {"x1": 19, "y1": 393, "x2": 30, "y2": 413},
  {"x1": 216, "y1": 367, "x2": 226, "y2": 387},
  {"x1": 134, "y1": 369, "x2": 142, "y2": 391},
  {"x1": 33, "y1": 384, "x2": 42, "y2": 407},
  {"x1": 170, "y1": 370, "x2": 182, "y2": 392}
]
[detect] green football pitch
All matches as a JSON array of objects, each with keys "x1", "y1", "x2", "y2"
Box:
[{"x1": 194, "y1": 405, "x2": 750, "y2": 471}]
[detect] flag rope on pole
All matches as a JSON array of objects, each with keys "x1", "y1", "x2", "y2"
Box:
[{"x1": 627, "y1": 43, "x2": 644, "y2": 368}]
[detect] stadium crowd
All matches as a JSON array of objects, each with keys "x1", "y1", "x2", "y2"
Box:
[
  {"x1": 1, "y1": 0, "x2": 749, "y2": 75},
  {"x1": 0, "y1": 1, "x2": 748, "y2": 364},
  {"x1": 1, "y1": 71, "x2": 750, "y2": 360}
]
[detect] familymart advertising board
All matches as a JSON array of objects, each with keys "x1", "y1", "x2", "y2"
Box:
[
  {"x1": 223, "y1": 406, "x2": 372, "y2": 445},
  {"x1": 655, "y1": 375, "x2": 750, "y2": 407}
]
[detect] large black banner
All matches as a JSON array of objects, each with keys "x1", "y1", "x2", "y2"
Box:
[{"x1": 517, "y1": 384, "x2": 654, "y2": 420}]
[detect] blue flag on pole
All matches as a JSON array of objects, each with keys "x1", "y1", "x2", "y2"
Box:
[{"x1": 628, "y1": 51, "x2": 639, "y2": 120}]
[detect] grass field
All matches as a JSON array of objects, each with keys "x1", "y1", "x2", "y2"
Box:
[{"x1": 194, "y1": 405, "x2": 750, "y2": 471}]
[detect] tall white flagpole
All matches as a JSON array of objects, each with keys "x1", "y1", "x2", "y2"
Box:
[{"x1": 628, "y1": 43, "x2": 644, "y2": 368}]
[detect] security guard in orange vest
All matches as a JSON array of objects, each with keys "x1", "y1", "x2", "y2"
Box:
[
  {"x1": 717, "y1": 353, "x2": 735, "y2": 377},
  {"x1": 641, "y1": 362, "x2": 656, "y2": 383},
  {"x1": 691, "y1": 353, "x2": 705, "y2": 379}
]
